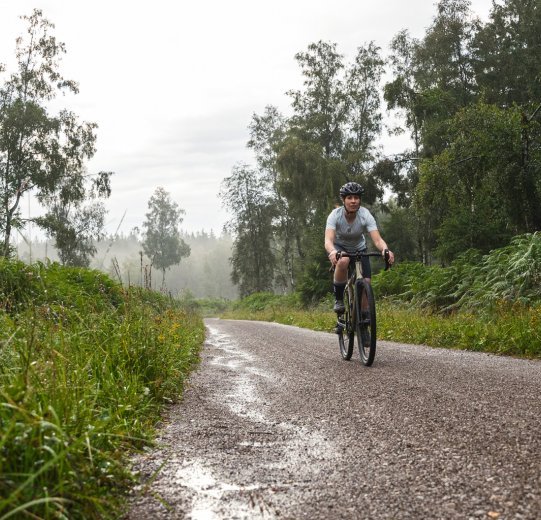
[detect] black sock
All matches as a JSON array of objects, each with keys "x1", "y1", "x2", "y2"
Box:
[{"x1": 333, "y1": 282, "x2": 346, "y2": 300}]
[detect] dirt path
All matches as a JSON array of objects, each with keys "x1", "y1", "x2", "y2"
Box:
[{"x1": 127, "y1": 318, "x2": 541, "y2": 519}]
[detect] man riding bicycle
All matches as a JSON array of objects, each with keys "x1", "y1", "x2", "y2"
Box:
[{"x1": 325, "y1": 182, "x2": 395, "y2": 314}]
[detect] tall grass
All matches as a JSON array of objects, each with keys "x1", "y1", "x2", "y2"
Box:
[
  {"x1": 223, "y1": 297, "x2": 541, "y2": 358},
  {"x1": 0, "y1": 260, "x2": 204, "y2": 519}
]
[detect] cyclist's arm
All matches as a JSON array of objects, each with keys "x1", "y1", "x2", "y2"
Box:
[
  {"x1": 368, "y1": 229, "x2": 395, "y2": 264},
  {"x1": 325, "y1": 228, "x2": 338, "y2": 263}
]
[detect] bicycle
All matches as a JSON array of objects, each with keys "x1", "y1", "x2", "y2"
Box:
[{"x1": 334, "y1": 250, "x2": 390, "y2": 366}]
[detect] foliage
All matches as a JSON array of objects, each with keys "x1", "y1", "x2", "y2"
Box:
[
  {"x1": 0, "y1": 10, "x2": 112, "y2": 262},
  {"x1": 296, "y1": 240, "x2": 333, "y2": 304},
  {"x1": 377, "y1": 202, "x2": 419, "y2": 261},
  {"x1": 415, "y1": 102, "x2": 541, "y2": 261},
  {"x1": 0, "y1": 258, "x2": 124, "y2": 315},
  {"x1": 231, "y1": 291, "x2": 294, "y2": 312},
  {"x1": 0, "y1": 257, "x2": 36, "y2": 312},
  {"x1": 376, "y1": 300, "x2": 541, "y2": 358},
  {"x1": 195, "y1": 297, "x2": 232, "y2": 317},
  {"x1": 142, "y1": 187, "x2": 190, "y2": 286},
  {"x1": 473, "y1": 0, "x2": 541, "y2": 106},
  {"x1": 0, "y1": 260, "x2": 204, "y2": 519},
  {"x1": 380, "y1": 0, "x2": 541, "y2": 265},
  {"x1": 372, "y1": 233, "x2": 541, "y2": 313},
  {"x1": 36, "y1": 199, "x2": 109, "y2": 267},
  {"x1": 454, "y1": 233, "x2": 541, "y2": 309},
  {"x1": 220, "y1": 164, "x2": 276, "y2": 297}
]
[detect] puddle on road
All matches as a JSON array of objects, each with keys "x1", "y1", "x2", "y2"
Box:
[
  {"x1": 172, "y1": 325, "x2": 338, "y2": 520},
  {"x1": 175, "y1": 460, "x2": 261, "y2": 520},
  {"x1": 208, "y1": 326, "x2": 270, "y2": 425}
]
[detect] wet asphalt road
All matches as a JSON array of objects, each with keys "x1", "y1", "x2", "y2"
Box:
[{"x1": 128, "y1": 318, "x2": 541, "y2": 519}]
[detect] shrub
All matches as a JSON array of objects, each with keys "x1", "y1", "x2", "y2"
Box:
[{"x1": 0, "y1": 257, "x2": 37, "y2": 311}]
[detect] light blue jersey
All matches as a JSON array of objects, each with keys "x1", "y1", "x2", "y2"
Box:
[{"x1": 326, "y1": 206, "x2": 378, "y2": 251}]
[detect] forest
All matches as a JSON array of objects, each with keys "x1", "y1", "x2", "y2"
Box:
[
  {"x1": 220, "y1": 0, "x2": 541, "y2": 302},
  {"x1": 2, "y1": 1, "x2": 541, "y2": 303}
]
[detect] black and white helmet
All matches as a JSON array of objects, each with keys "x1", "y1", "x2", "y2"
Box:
[{"x1": 339, "y1": 182, "x2": 364, "y2": 198}]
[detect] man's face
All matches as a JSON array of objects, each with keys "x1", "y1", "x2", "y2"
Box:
[{"x1": 344, "y1": 194, "x2": 360, "y2": 211}]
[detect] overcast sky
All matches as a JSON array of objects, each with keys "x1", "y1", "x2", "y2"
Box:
[{"x1": 0, "y1": 0, "x2": 493, "y2": 237}]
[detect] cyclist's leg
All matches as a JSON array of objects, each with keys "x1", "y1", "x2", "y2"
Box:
[
  {"x1": 332, "y1": 247, "x2": 350, "y2": 313},
  {"x1": 333, "y1": 246, "x2": 350, "y2": 283}
]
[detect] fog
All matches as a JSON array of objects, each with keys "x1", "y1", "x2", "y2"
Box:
[{"x1": 15, "y1": 231, "x2": 238, "y2": 300}]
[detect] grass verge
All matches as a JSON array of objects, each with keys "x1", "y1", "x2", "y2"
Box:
[
  {"x1": 0, "y1": 260, "x2": 204, "y2": 519},
  {"x1": 222, "y1": 293, "x2": 541, "y2": 359}
]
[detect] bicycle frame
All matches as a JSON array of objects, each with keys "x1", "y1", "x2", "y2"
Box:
[{"x1": 335, "y1": 250, "x2": 390, "y2": 365}]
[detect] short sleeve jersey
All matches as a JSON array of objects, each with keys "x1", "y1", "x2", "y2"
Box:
[{"x1": 326, "y1": 206, "x2": 378, "y2": 251}]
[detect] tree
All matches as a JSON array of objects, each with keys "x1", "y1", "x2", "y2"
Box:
[
  {"x1": 247, "y1": 105, "x2": 297, "y2": 290},
  {"x1": 142, "y1": 187, "x2": 190, "y2": 288},
  {"x1": 415, "y1": 102, "x2": 541, "y2": 262},
  {"x1": 474, "y1": 0, "x2": 541, "y2": 107},
  {"x1": 385, "y1": 30, "x2": 423, "y2": 161},
  {"x1": 383, "y1": 30, "x2": 424, "y2": 206},
  {"x1": 0, "y1": 9, "x2": 112, "y2": 258},
  {"x1": 343, "y1": 42, "x2": 385, "y2": 181},
  {"x1": 287, "y1": 41, "x2": 348, "y2": 159},
  {"x1": 36, "y1": 203, "x2": 107, "y2": 267},
  {"x1": 384, "y1": 1, "x2": 482, "y2": 263},
  {"x1": 416, "y1": 0, "x2": 477, "y2": 104},
  {"x1": 220, "y1": 163, "x2": 276, "y2": 297}
]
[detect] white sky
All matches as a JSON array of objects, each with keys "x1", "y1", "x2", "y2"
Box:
[{"x1": 0, "y1": 0, "x2": 493, "y2": 237}]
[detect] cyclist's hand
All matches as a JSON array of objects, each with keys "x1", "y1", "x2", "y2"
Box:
[
  {"x1": 383, "y1": 249, "x2": 395, "y2": 265},
  {"x1": 328, "y1": 249, "x2": 339, "y2": 266}
]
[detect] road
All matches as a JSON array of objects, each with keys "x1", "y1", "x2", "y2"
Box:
[{"x1": 128, "y1": 318, "x2": 541, "y2": 519}]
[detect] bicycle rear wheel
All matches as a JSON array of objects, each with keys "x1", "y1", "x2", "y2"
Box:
[
  {"x1": 338, "y1": 285, "x2": 354, "y2": 360},
  {"x1": 355, "y1": 279, "x2": 376, "y2": 366}
]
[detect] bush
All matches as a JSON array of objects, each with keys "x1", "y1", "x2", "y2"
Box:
[
  {"x1": 0, "y1": 257, "x2": 37, "y2": 311},
  {"x1": 232, "y1": 292, "x2": 284, "y2": 312},
  {"x1": 373, "y1": 234, "x2": 541, "y2": 313}
]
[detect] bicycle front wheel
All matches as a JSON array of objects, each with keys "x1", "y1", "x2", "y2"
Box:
[
  {"x1": 338, "y1": 285, "x2": 354, "y2": 360},
  {"x1": 355, "y1": 279, "x2": 377, "y2": 366}
]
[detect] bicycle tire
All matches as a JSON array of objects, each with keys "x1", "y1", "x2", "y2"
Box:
[
  {"x1": 355, "y1": 279, "x2": 377, "y2": 366},
  {"x1": 338, "y1": 284, "x2": 354, "y2": 360}
]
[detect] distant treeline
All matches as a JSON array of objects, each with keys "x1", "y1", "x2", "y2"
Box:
[{"x1": 16, "y1": 230, "x2": 238, "y2": 300}]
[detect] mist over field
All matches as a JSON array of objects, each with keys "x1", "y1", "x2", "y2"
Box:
[{"x1": 15, "y1": 231, "x2": 238, "y2": 300}]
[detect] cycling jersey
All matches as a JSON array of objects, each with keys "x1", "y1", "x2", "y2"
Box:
[{"x1": 325, "y1": 206, "x2": 378, "y2": 251}]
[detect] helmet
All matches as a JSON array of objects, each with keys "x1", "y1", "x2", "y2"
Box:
[{"x1": 339, "y1": 182, "x2": 364, "y2": 198}]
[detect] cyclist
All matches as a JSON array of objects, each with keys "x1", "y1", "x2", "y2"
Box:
[{"x1": 325, "y1": 181, "x2": 395, "y2": 313}]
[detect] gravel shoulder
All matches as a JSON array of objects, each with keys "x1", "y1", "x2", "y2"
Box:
[{"x1": 127, "y1": 318, "x2": 541, "y2": 519}]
